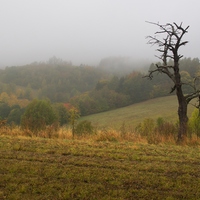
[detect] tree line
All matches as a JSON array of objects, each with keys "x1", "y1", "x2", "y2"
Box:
[
  {"x1": 71, "y1": 58, "x2": 200, "y2": 115},
  {"x1": 0, "y1": 56, "x2": 199, "y2": 126}
]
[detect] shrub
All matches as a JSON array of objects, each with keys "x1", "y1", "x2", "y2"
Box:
[
  {"x1": 75, "y1": 120, "x2": 94, "y2": 136},
  {"x1": 156, "y1": 117, "x2": 177, "y2": 136},
  {"x1": 69, "y1": 108, "x2": 80, "y2": 138},
  {"x1": 0, "y1": 103, "x2": 11, "y2": 119},
  {"x1": 7, "y1": 105, "x2": 25, "y2": 125},
  {"x1": 21, "y1": 99, "x2": 58, "y2": 133},
  {"x1": 136, "y1": 118, "x2": 177, "y2": 144},
  {"x1": 188, "y1": 109, "x2": 200, "y2": 137},
  {"x1": 53, "y1": 103, "x2": 69, "y2": 126},
  {"x1": 120, "y1": 121, "x2": 126, "y2": 137},
  {"x1": 156, "y1": 117, "x2": 164, "y2": 127},
  {"x1": 136, "y1": 118, "x2": 155, "y2": 136}
]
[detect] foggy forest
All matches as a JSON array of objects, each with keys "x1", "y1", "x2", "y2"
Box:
[{"x1": 0, "y1": 56, "x2": 200, "y2": 124}]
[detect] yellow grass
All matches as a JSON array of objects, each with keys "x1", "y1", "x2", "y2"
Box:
[{"x1": 1, "y1": 125, "x2": 200, "y2": 146}]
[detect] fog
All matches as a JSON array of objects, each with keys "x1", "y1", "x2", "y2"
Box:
[{"x1": 0, "y1": 0, "x2": 199, "y2": 67}]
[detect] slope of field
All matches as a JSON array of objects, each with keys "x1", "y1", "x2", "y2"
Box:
[
  {"x1": 0, "y1": 136, "x2": 200, "y2": 199},
  {"x1": 80, "y1": 95, "x2": 195, "y2": 130}
]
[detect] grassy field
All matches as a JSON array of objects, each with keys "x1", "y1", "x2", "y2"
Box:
[
  {"x1": 0, "y1": 135, "x2": 200, "y2": 200},
  {"x1": 0, "y1": 96, "x2": 199, "y2": 199},
  {"x1": 80, "y1": 95, "x2": 195, "y2": 130}
]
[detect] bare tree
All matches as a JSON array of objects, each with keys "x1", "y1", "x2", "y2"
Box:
[{"x1": 145, "y1": 22, "x2": 200, "y2": 143}]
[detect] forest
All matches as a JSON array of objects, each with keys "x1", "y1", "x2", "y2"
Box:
[{"x1": 0, "y1": 56, "x2": 200, "y2": 126}]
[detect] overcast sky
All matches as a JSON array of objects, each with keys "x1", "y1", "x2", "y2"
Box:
[{"x1": 0, "y1": 0, "x2": 199, "y2": 67}]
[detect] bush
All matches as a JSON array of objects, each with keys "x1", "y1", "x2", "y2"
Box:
[
  {"x1": 75, "y1": 120, "x2": 94, "y2": 136},
  {"x1": 7, "y1": 105, "x2": 25, "y2": 125},
  {"x1": 0, "y1": 103, "x2": 11, "y2": 119},
  {"x1": 136, "y1": 118, "x2": 155, "y2": 136},
  {"x1": 188, "y1": 109, "x2": 200, "y2": 137},
  {"x1": 136, "y1": 117, "x2": 177, "y2": 144},
  {"x1": 53, "y1": 103, "x2": 69, "y2": 126},
  {"x1": 156, "y1": 117, "x2": 177, "y2": 136},
  {"x1": 21, "y1": 99, "x2": 58, "y2": 133}
]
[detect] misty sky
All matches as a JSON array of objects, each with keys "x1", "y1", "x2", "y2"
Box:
[{"x1": 0, "y1": 0, "x2": 200, "y2": 67}]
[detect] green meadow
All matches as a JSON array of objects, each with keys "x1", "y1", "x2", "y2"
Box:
[{"x1": 80, "y1": 95, "x2": 195, "y2": 130}]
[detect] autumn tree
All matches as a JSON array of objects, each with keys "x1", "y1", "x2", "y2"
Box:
[
  {"x1": 21, "y1": 99, "x2": 57, "y2": 133},
  {"x1": 69, "y1": 108, "x2": 80, "y2": 138},
  {"x1": 145, "y1": 22, "x2": 200, "y2": 142},
  {"x1": 53, "y1": 103, "x2": 69, "y2": 126}
]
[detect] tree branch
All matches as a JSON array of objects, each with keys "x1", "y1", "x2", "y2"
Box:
[{"x1": 185, "y1": 91, "x2": 200, "y2": 104}]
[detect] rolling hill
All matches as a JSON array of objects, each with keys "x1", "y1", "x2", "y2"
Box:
[{"x1": 79, "y1": 95, "x2": 196, "y2": 130}]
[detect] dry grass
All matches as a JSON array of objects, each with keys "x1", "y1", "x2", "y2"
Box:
[{"x1": 1, "y1": 125, "x2": 200, "y2": 146}]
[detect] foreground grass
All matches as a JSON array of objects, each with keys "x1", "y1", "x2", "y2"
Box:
[{"x1": 0, "y1": 135, "x2": 200, "y2": 199}]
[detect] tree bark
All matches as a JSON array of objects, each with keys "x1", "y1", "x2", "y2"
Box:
[
  {"x1": 177, "y1": 89, "x2": 188, "y2": 142},
  {"x1": 174, "y1": 58, "x2": 188, "y2": 142}
]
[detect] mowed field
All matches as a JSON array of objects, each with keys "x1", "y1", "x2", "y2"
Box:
[
  {"x1": 0, "y1": 136, "x2": 200, "y2": 200},
  {"x1": 80, "y1": 95, "x2": 195, "y2": 130}
]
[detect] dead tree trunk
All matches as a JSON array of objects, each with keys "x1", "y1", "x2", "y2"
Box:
[
  {"x1": 173, "y1": 55, "x2": 188, "y2": 142},
  {"x1": 176, "y1": 80, "x2": 188, "y2": 142},
  {"x1": 145, "y1": 22, "x2": 200, "y2": 142}
]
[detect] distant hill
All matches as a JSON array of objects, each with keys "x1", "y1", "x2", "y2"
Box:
[
  {"x1": 79, "y1": 95, "x2": 195, "y2": 130},
  {"x1": 98, "y1": 56, "x2": 150, "y2": 75},
  {"x1": 0, "y1": 61, "x2": 107, "y2": 102},
  {"x1": 0, "y1": 57, "x2": 199, "y2": 118}
]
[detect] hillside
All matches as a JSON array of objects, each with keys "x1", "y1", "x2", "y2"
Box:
[
  {"x1": 0, "y1": 57, "x2": 200, "y2": 125},
  {"x1": 80, "y1": 95, "x2": 196, "y2": 130}
]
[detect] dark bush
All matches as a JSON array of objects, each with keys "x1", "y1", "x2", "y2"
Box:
[
  {"x1": 75, "y1": 120, "x2": 94, "y2": 136},
  {"x1": 21, "y1": 99, "x2": 58, "y2": 133}
]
